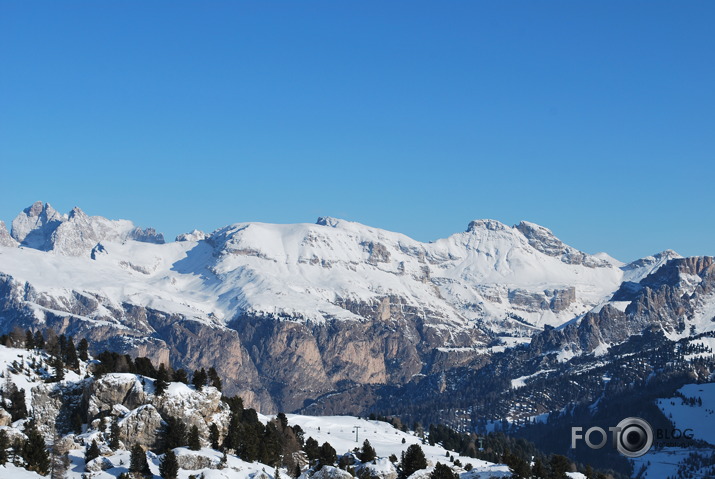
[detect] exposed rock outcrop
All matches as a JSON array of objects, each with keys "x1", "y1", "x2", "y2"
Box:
[
  {"x1": 176, "y1": 450, "x2": 221, "y2": 470},
  {"x1": 0, "y1": 221, "x2": 17, "y2": 247},
  {"x1": 311, "y1": 466, "x2": 354, "y2": 479},
  {"x1": 118, "y1": 404, "x2": 165, "y2": 448},
  {"x1": 89, "y1": 374, "x2": 149, "y2": 419},
  {"x1": 515, "y1": 221, "x2": 610, "y2": 268},
  {"x1": 11, "y1": 201, "x2": 65, "y2": 249},
  {"x1": 0, "y1": 407, "x2": 12, "y2": 426}
]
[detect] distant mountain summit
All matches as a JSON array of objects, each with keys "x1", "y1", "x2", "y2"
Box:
[
  {"x1": 0, "y1": 201, "x2": 710, "y2": 415},
  {"x1": 9, "y1": 201, "x2": 164, "y2": 255}
]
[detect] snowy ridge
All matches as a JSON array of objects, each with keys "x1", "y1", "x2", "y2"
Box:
[{"x1": 0, "y1": 202, "x2": 646, "y2": 334}]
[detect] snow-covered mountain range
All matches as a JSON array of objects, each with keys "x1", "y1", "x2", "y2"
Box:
[{"x1": 0, "y1": 201, "x2": 711, "y2": 414}]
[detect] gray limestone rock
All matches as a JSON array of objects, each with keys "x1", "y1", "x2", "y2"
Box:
[
  {"x1": 0, "y1": 221, "x2": 18, "y2": 247},
  {"x1": 515, "y1": 221, "x2": 610, "y2": 268},
  {"x1": 11, "y1": 201, "x2": 65, "y2": 249},
  {"x1": 118, "y1": 404, "x2": 165, "y2": 449},
  {"x1": 175, "y1": 451, "x2": 221, "y2": 470}
]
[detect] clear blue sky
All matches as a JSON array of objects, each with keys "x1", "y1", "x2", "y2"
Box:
[{"x1": 1, "y1": 1, "x2": 713, "y2": 261}]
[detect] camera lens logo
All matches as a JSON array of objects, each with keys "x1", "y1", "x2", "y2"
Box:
[{"x1": 615, "y1": 417, "x2": 653, "y2": 458}]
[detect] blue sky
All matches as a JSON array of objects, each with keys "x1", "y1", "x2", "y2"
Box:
[{"x1": 1, "y1": 1, "x2": 713, "y2": 261}]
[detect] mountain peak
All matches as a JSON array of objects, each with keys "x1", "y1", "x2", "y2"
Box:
[
  {"x1": 316, "y1": 216, "x2": 342, "y2": 228},
  {"x1": 466, "y1": 219, "x2": 509, "y2": 232},
  {"x1": 0, "y1": 220, "x2": 17, "y2": 247},
  {"x1": 68, "y1": 206, "x2": 88, "y2": 220},
  {"x1": 11, "y1": 200, "x2": 67, "y2": 249},
  {"x1": 176, "y1": 229, "x2": 208, "y2": 242}
]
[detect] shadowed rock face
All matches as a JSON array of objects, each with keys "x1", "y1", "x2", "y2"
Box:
[{"x1": 528, "y1": 255, "x2": 715, "y2": 359}]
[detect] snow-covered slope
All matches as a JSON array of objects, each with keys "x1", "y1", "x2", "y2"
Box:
[
  {"x1": 284, "y1": 414, "x2": 509, "y2": 477},
  {"x1": 0, "y1": 203, "x2": 632, "y2": 333}
]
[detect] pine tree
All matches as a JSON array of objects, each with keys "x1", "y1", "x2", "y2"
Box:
[
  {"x1": 173, "y1": 368, "x2": 189, "y2": 384},
  {"x1": 0, "y1": 429, "x2": 8, "y2": 465},
  {"x1": 318, "y1": 442, "x2": 337, "y2": 467},
  {"x1": 429, "y1": 463, "x2": 458, "y2": 479},
  {"x1": 33, "y1": 330, "x2": 45, "y2": 350},
  {"x1": 5, "y1": 380, "x2": 28, "y2": 420},
  {"x1": 22, "y1": 421, "x2": 50, "y2": 475},
  {"x1": 549, "y1": 455, "x2": 571, "y2": 477},
  {"x1": 110, "y1": 419, "x2": 121, "y2": 450},
  {"x1": 58, "y1": 335, "x2": 67, "y2": 359},
  {"x1": 361, "y1": 439, "x2": 376, "y2": 463},
  {"x1": 65, "y1": 337, "x2": 79, "y2": 370},
  {"x1": 25, "y1": 330, "x2": 35, "y2": 350},
  {"x1": 192, "y1": 368, "x2": 208, "y2": 390},
  {"x1": 50, "y1": 428, "x2": 69, "y2": 479},
  {"x1": 209, "y1": 423, "x2": 220, "y2": 450},
  {"x1": 155, "y1": 363, "x2": 169, "y2": 396},
  {"x1": 164, "y1": 416, "x2": 187, "y2": 450},
  {"x1": 277, "y1": 412, "x2": 288, "y2": 430},
  {"x1": 77, "y1": 338, "x2": 89, "y2": 361},
  {"x1": 130, "y1": 444, "x2": 150, "y2": 477},
  {"x1": 85, "y1": 439, "x2": 101, "y2": 466},
  {"x1": 304, "y1": 437, "x2": 320, "y2": 463},
  {"x1": 261, "y1": 422, "x2": 280, "y2": 466},
  {"x1": 207, "y1": 367, "x2": 222, "y2": 391},
  {"x1": 160, "y1": 449, "x2": 179, "y2": 479},
  {"x1": 45, "y1": 329, "x2": 59, "y2": 357},
  {"x1": 188, "y1": 425, "x2": 201, "y2": 451},
  {"x1": 53, "y1": 357, "x2": 65, "y2": 382},
  {"x1": 400, "y1": 444, "x2": 427, "y2": 477}
]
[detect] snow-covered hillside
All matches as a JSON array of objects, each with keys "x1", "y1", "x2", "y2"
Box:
[{"x1": 0, "y1": 342, "x2": 517, "y2": 479}]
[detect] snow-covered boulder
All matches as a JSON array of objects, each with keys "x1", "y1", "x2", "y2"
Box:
[
  {"x1": 0, "y1": 408, "x2": 12, "y2": 426},
  {"x1": 0, "y1": 425, "x2": 27, "y2": 444},
  {"x1": 111, "y1": 403, "x2": 131, "y2": 417},
  {"x1": 358, "y1": 458, "x2": 398, "y2": 479},
  {"x1": 312, "y1": 466, "x2": 354, "y2": 479},
  {"x1": 174, "y1": 448, "x2": 222, "y2": 470},
  {"x1": 152, "y1": 383, "x2": 229, "y2": 446},
  {"x1": 89, "y1": 373, "x2": 148, "y2": 418},
  {"x1": 118, "y1": 404, "x2": 164, "y2": 449},
  {"x1": 85, "y1": 456, "x2": 114, "y2": 472}
]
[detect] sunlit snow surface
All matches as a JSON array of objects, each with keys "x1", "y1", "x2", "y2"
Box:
[{"x1": 0, "y1": 217, "x2": 639, "y2": 336}]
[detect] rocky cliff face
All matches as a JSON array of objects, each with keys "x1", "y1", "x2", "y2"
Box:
[
  {"x1": 0, "y1": 220, "x2": 18, "y2": 247},
  {"x1": 515, "y1": 221, "x2": 611, "y2": 268}
]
